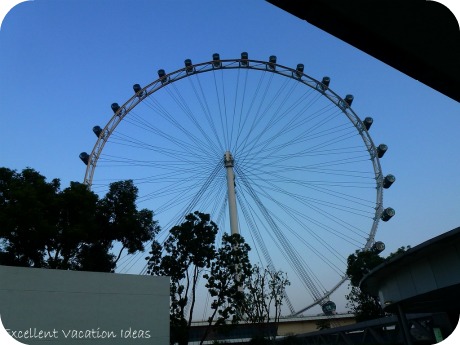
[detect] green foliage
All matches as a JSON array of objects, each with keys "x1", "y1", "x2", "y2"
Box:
[
  {"x1": 0, "y1": 167, "x2": 158, "y2": 272},
  {"x1": 147, "y1": 211, "x2": 219, "y2": 345},
  {"x1": 345, "y1": 245, "x2": 410, "y2": 322},
  {"x1": 146, "y1": 215, "x2": 253, "y2": 345},
  {"x1": 240, "y1": 265, "x2": 289, "y2": 342},
  {"x1": 204, "y1": 233, "x2": 252, "y2": 325},
  {"x1": 0, "y1": 167, "x2": 60, "y2": 267},
  {"x1": 97, "y1": 180, "x2": 159, "y2": 265},
  {"x1": 242, "y1": 265, "x2": 290, "y2": 326},
  {"x1": 386, "y1": 245, "x2": 411, "y2": 260},
  {"x1": 346, "y1": 249, "x2": 385, "y2": 287},
  {"x1": 345, "y1": 249, "x2": 386, "y2": 321},
  {"x1": 345, "y1": 285, "x2": 386, "y2": 322}
]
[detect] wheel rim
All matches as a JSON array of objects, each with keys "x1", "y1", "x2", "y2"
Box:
[{"x1": 82, "y1": 55, "x2": 386, "y2": 316}]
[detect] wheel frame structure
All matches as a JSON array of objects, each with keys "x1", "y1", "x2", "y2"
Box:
[{"x1": 81, "y1": 55, "x2": 389, "y2": 316}]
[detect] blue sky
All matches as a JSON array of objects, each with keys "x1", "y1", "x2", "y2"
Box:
[{"x1": 1, "y1": 0, "x2": 459, "y2": 316}]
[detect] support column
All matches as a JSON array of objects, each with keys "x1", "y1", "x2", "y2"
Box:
[
  {"x1": 397, "y1": 303, "x2": 414, "y2": 345},
  {"x1": 224, "y1": 151, "x2": 239, "y2": 235},
  {"x1": 224, "y1": 151, "x2": 243, "y2": 291}
]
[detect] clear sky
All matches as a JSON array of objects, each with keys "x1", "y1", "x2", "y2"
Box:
[{"x1": 1, "y1": 0, "x2": 459, "y2": 317}]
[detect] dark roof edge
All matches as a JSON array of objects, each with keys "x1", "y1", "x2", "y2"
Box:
[{"x1": 360, "y1": 226, "x2": 460, "y2": 288}]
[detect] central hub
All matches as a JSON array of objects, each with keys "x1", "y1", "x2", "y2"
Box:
[{"x1": 224, "y1": 151, "x2": 234, "y2": 168}]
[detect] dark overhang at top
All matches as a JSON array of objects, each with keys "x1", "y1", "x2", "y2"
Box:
[{"x1": 266, "y1": 0, "x2": 460, "y2": 103}]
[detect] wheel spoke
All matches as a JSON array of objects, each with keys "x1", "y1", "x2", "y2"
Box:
[{"x1": 82, "y1": 56, "x2": 387, "y2": 317}]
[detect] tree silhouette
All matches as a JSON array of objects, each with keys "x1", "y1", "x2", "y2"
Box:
[
  {"x1": 201, "y1": 233, "x2": 252, "y2": 344},
  {"x1": 147, "y1": 211, "x2": 218, "y2": 345},
  {"x1": 242, "y1": 265, "x2": 290, "y2": 340},
  {"x1": 345, "y1": 246, "x2": 410, "y2": 321},
  {"x1": 0, "y1": 167, "x2": 158, "y2": 272}
]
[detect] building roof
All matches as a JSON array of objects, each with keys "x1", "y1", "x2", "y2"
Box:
[
  {"x1": 360, "y1": 227, "x2": 460, "y2": 313},
  {"x1": 266, "y1": 0, "x2": 460, "y2": 103}
]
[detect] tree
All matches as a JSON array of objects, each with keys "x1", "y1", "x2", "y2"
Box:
[
  {"x1": 0, "y1": 167, "x2": 158, "y2": 272},
  {"x1": 45, "y1": 181, "x2": 100, "y2": 270},
  {"x1": 146, "y1": 214, "x2": 254, "y2": 345},
  {"x1": 97, "y1": 180, "x2": 158, "y2": 267},
  {"x1": 146, "y1": 211, "x2": 218, "y2": 345},
  {"x1": 386, "y1": 245, "x2": 411, "y2": 260},
  {"x1": 242, "y1": 265, "x2": 290, "y2": 340},
  {"x1": 345, "y1": 248, "x2": 386, "y2": 322},
  {"x1": 201, "y1": 233, "x2": 252, "y2": 345},
  {"x1": 0, "y1": 167, "x2": 59, "y2": 267},
  {"x1": 346, "y1": 249, "x2": 385, "y2": 287},
  {"x1": 345, "y1": 246, "x2": 411, "y2": 322}
]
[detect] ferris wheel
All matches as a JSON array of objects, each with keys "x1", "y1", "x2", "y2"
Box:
[{"x1": 80, "y1": 53, "x2": 395, "y2": 317}]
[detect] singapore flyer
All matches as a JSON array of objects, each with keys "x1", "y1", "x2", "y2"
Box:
[{"x1": 80, "y1": 53, "x2": 395, "y2": 317}]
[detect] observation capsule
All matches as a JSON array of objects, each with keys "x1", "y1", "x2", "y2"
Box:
[
  {"x1": 79, "y1": 152, "x2": 89, "y2": 165},
  {"x1": 381, "y1": 207, "x2": 395, "y2": 221},
  {"x1": 240, "y1": 52, "x2": 249, "y2": 66},
  {"x1": 383, "y1": 174, "x2": 396, "y2": 189},
  {"x1": 212, "y1": 53, "x2": 221, "y2": 68},
  {"x1": 372, "y1": 241, "x2": 386, "y2": 253},
  {"x1": 111, "y1": 103, "x2": 120, "y2": 113},
  {"x1": 317, "y1": 76, "x2": 330, "y2": 91},
  {"x1": 92, "y1": 126, "x2": 102, "y2": 138},
  {"x1": 268, "y1": 55, "x2": 277, "y2": 70},
  {"x1": 363, "y1": 117, "x2": 373, "y2": 130},
  {"x1": 295, "y1": 63, "x2": 304, "y2": 78},
  {"x1": 133, "y1": 84, "x2": 142, "y2": 94},
  {"x1": 344, "y1": 94, "x2": 354, "y2": 106},
  {"x1": 322, "y1": 301, "x2": 336, "y2": 315},
  {"x1": 184, "y1": 59, "x2": 194, "y2": 73},
  {"x1": 377, "y1": 144, "x2": 388, "y2": 158},
  {"x1": 158, "y1": 69, "x2": 168, "y2": 84}
]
